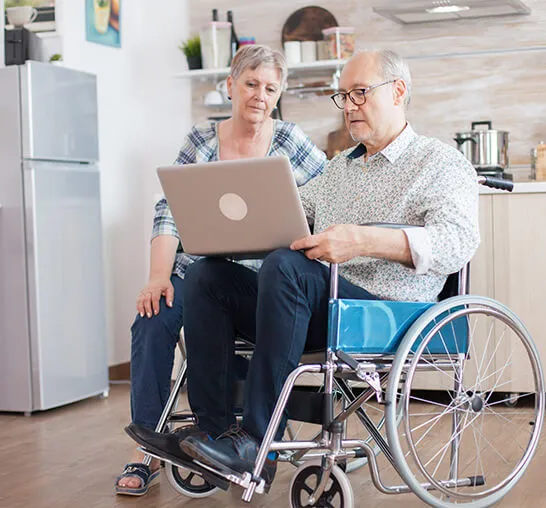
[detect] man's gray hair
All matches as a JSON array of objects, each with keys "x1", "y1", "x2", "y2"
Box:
[
  {"x1": 230, "y1": 44, "x2": 288, "y2": 90},
  {"x1": 358, "y1": 49, "x2": 412, "y2": 108}
]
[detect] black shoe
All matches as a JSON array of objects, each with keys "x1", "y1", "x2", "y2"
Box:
[
  {"x1": 125, "y1": 423, "x2": 232, "y2": 492},
  {"x1": 124, "y1": 422, "x2": 207, "y2": 464},
  {"x1": 180, "y1": 426, "x2": 277, "y2": 489}
]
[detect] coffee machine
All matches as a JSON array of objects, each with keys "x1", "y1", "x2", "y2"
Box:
[{"x1": 4, "y1": 27, "x2": 29, "y2": 65}]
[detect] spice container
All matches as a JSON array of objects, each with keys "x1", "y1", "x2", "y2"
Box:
[{"x1": 321, "y1": 26, "x2": 355, "y2": 60}]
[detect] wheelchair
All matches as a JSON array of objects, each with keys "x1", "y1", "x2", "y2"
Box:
[{"x1": 139, "y1": 176, "x2": 545, "y2": 507}]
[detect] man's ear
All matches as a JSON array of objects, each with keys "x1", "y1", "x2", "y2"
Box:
[{"x1": 393, "y1": 79, "x2": 407, "y2": 107}]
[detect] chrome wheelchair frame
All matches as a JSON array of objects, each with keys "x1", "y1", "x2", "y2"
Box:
[{"x1": 139, "y1": 176, "x2": 545, "y2": 507}]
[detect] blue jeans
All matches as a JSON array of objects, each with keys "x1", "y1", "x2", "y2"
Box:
[
  {"x1": 184, "y1": 249, "x2": 379, "y2": 441},
  {"x1": 130, "y1": 275, "x2": 185, "y2": 429}
]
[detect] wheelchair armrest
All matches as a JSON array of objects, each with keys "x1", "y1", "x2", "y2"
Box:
[
  {"x1": 359, "y1": 222, "x2": 419, "y2": 229},
  {"x1": 328, "y1": 223, "x2": 421, "y2": 298}
]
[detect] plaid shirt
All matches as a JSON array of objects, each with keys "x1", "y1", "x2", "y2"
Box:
[{"x1": 152, "y1": 120, "x2": 327, "y2": 278}]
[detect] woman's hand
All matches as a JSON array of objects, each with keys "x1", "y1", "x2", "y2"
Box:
[{"x1": 136, "y1": 277, "x2": 174, "y2": 318}]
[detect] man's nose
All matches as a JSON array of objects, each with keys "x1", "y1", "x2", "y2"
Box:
[{"x1": 344, "y1": 97, "x2": 358, "y2": 112}]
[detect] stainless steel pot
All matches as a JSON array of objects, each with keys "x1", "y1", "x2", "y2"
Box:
[{"x1": 454, "y1": 121, "x2": 509, "y2": 170}]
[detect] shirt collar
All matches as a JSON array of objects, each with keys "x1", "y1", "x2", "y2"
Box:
[{"x1": 347, "y1": 123, "x2": 417, "y2": 163}]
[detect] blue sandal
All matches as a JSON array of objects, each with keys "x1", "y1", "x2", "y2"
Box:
[{"x1": 115, "y1": 462, "x2": 160, "y2": 496}]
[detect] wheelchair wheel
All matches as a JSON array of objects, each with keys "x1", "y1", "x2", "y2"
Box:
[
  {"x1": 289, "y1": 459, "x2": 354, "y2": 508},
  {"x1": 385, "y1": 296, "x2": 545, "y2": 507},
  {"x1": 164, "y1": 462, "x2": 219, "y2": 499}
]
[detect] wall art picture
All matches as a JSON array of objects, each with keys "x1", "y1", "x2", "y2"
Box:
[{"x1": 85, "y1": 0, "x2": 121, "y2": 48}]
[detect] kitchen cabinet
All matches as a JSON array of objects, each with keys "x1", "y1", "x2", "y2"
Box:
[
  {"x1": 473, "y1": 191, "x2": 546, "y2": 393},
  {"x1": 414, "y1": 188, "x2": 546, "y2": 392}
]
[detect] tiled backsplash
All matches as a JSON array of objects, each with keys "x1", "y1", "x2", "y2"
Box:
[{"x1": 186, "y1": 0, "x2": 546, "y2": 165}]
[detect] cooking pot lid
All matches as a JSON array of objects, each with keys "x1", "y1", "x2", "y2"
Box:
[
  {"x1": 455, "y1": 129, "x2": 509, "y2": 136},
  {"x1": 455, "y1": 120, "x2": 509, "y2": 136}
]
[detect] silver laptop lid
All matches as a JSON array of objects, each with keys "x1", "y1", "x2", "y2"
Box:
[{"x1": 157, "y1": 156, "x2": 310, "y2": 259}]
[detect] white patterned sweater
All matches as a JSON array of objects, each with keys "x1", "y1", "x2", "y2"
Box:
[{"x1": 299, "y1": 124, "x2": 480, "y2": 302}]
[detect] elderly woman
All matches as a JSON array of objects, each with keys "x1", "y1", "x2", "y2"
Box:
[{"x1": 115, "y1": 44, "x2": 326, "y2": 495}]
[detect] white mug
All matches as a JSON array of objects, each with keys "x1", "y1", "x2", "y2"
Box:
[
  {"x1": 301, "y1": 41, "x2": 317, "y2": 63},
  {"x1": 204, "y1": 90, "x2": 225, "y2": 106},
  {"x1": 216, "y1": 79, "x2": 229, "y2": 102},
  {"x1": 283, "y1": 41, "x2": 302, "y2": 65},
  {"x1": 6, "y1": 6, "x2": 38, "y2": 27}
]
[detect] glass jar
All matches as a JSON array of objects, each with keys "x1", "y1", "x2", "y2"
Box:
[
  {"x1": 321, "y1": 26, "x2": 356, "y2": 60},
  {"x1": 200, "y1": 22, "x2": 232, "y2": 69}
]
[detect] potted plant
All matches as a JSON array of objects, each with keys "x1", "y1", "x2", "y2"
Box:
[
  {"x1": 179, "y1": 35, "x2": 202, "y2": 70},
  {"x1": 49, "y1": 53, "x2": 63, "y2": 65}
]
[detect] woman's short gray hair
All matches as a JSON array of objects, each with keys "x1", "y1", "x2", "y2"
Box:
[
  {"x1": 358, "y1": 49, "x2": 412, "y2": 108},
  {"x1": 230, "y1": 44, "x2": 288, "y2": 90}
]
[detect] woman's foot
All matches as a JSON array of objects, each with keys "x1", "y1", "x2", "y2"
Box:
[{"x1": 115, "y1": 449, "x2": 160, "y2": 494}]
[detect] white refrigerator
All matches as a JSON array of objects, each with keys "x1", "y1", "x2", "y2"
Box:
[{"x1": 0, "y1": 61, "x2": 109, "y2": 413}]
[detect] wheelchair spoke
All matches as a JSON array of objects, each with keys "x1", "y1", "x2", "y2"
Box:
[
  {"x1": 413, "y1": 354, "x2": 463, "y2": 385},
  {"x1": 407, "y1": 394, "x2": 454, "y2": 409},
  {"x1": 431, "y1": 411, "x2": 472, "y2": 480},
  {"x1": 472, "y1": 316, "x2": 497, "y2": 390},
  {"x1": 469, "y1": 418, "x2": 513, "y2": 464},
  {"x1": 407, "y1": 398, "x2": 464, "y2": 436},
  {"x1": 407, "y1": 405, "x2": 463, "y2": 452},
  {"x1": 482, "y1": 406, "x2": 534, "y2": 435},
  {"x1": 422, "y1": 410, "x2": 480, "y2": 471}
]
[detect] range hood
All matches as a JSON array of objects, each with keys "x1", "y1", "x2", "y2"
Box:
[{"x1": 373, "y1": 0, "x2": 531, "y2": 24}]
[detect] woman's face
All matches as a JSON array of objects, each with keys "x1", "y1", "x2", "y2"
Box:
[{"x1": 227, "y1": 65, "x2": 282, "y2": 125}]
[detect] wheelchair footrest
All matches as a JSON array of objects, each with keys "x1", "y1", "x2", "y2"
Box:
[
  {"x1": 138, "y1": 446, "x2": 231, "y2": 491},
  {"x1": 468, "y1": 475, "x2": 485, "y2": 487}
]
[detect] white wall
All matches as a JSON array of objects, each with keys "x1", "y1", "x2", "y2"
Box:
[{"x1": 55, "y1": 0, "x2": 192, "y2": 365}]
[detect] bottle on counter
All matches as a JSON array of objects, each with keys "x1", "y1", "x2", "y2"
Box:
[
  {"x1": 536, "y1": 141, "x2": 546, "y2": 181},
  {"x1": 227, "y1": 10, "x2": 239, "y2": 62},
  {"x1": 212, "y1": 8, "x2": 218, "y2": 21}
]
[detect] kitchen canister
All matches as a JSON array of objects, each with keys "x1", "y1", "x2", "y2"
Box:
[
  {"x1": 200, "y1": 22, "x2": 232, "y2": 69},
  {"x1": 301, "y1": 40, "x2": 317, "y2": 62},
  {"x1": 284, "y1": 40, "x2": 302, "y2": 65}
]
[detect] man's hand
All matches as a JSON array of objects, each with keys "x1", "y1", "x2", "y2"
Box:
[
  {"x1": 291, "y1": 224, "x2": 413, "y2": 267},
  {"x1": 290, "y1": 224, "x2": 364, "y2": 264},
  {"x1": 136, "y1": 277, "x2": 174, "y2": 318}
]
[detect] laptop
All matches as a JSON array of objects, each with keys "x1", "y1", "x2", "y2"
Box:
[{"x1": 157, "y1": 156, "x2": 311, "y2": 259}]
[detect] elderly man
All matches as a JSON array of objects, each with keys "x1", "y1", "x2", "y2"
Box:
[{"x1": 127, "y1": 48, "x2": 479, "y2": 488}]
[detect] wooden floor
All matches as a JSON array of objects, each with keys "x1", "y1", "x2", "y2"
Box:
[{"x1": 1, "y1": 383, "x2": 545, "y2": 508}]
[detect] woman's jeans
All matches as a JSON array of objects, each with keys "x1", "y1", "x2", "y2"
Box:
[
  {"x1": 130, "y1": 275, "x2": 185, "y2": 429},
  {"x1": 183, "y1": 249, "x2": 379, "y2": 442}
]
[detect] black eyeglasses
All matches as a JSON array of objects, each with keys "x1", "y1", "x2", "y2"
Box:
[{"x1": 330, "y1": 80, "x2": 396, "y2": 109}]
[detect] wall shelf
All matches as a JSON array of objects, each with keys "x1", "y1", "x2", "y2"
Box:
[{"x1": 174, "y1": 59, "x2": 346, "y2": 81}]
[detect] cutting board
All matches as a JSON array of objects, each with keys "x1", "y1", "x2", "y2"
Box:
[{"x1": 281, "y1": 6, "x2": 338, "y2": 43}]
